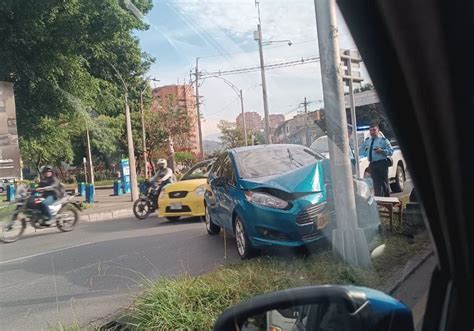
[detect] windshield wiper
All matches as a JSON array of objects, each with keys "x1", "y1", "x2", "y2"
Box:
[{"x1": 287, "y1": 148, "x2": 304, "y2": 167}]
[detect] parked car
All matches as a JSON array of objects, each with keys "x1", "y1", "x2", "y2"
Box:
[
  {"x1": 204, "y1": 144, "x2": 380, "y2": 259},
  {"x1": 157, "y1": 159, "x2": 213, "y2": 221},
  {"x1": 310, "y1": 127, "x2": 407, "y2": 192}
]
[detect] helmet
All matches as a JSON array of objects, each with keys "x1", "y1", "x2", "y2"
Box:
[
  {"x1": 157, "y1": 159, "x2": 167, "y2": 168},
  {"x1": 41, "y1": 165, "x2": 54, "y2": 174}
]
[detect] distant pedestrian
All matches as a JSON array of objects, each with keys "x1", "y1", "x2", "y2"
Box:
[{"x1": 360, "y1": 123, "x2": 394, "y2": 197}]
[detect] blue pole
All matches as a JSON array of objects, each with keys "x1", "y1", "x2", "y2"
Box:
[
  {"x1": 6, "y1": 184, "x2": 15, "y2": 202},
  {"x1": 86, "y1": 184, "x2": 95, "y2": 203}
]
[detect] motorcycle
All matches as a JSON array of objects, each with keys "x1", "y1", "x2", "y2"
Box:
[
  {"x1": 133, "y1": 181, "x2": 160, "y2": 220},
  {"x1": 1, "y1": 187, "x2": 82, "y2": 243}
]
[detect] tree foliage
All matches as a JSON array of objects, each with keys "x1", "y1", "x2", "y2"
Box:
[
  {"x1": 217, "y1": 120, "x2": 251, "y2": 149},
  {"x1": 348, "y1": 83, "x2": 395, "y2": 140},
  {"x1": 0, "y1": 0, "x2": 154, "y2": 168}
]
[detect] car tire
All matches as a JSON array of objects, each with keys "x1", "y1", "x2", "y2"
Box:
[
  {"x1": 390, "y1": 164, "x2": 405, "y2": 193},
  {"x1": 234, "y1": 215, "x2": 257, "y2": 259},
  {"x1": 205, "y1": 205, "x2": 220, "y2": 235},
  {"x1": 166, "y1": 216, "x2": 180, "y2": 221}
]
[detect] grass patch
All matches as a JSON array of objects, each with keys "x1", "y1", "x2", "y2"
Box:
[
  {"x1": 124, "y1": 232, "x2": 431, "y2": 330},
  {"x1": 0, "y1": 203, "x2": 16, "y2": 222}
]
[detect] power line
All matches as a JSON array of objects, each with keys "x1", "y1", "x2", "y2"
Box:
[
  {"x1": 201, "y1": 56, "x2": 320, "y2": 78},
  {"x1": 204, "y1": 95, "x2": 241, "y2": 118}
]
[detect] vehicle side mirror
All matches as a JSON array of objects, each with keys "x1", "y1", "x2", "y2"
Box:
[{"x1": 213, "y1": 285, "x2": 414, "y2": 331}]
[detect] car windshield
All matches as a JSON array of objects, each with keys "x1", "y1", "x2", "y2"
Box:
[
  {"x1": 1, "y1": 1, "x2": 433, "y2": 331},
  {"x1": 236, "y1": 146, "x2": 321, "y2": 179},
  {"x1": 181, "y1": 161, "x2": 212, "y2": 180}
]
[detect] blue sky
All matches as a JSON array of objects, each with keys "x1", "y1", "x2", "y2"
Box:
[{"x1": 135, "y1": 0, "x2": 363, "y2": 140}]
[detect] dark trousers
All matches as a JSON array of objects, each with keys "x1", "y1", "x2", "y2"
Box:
[{"x1": 369, "y1": 160, "x2": 390, "y2": 197}]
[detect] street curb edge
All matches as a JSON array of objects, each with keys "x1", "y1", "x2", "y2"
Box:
[
  {"x1": 386, "y1": 249, "x2": 435, "y2": 295},
  {"x1": 80, "y1": 208, "x2": 134, "y2": 222}
]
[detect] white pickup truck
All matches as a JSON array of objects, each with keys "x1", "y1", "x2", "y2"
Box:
[{"x1": 310, "y1": 128, "x2": 407, "y2": 193}]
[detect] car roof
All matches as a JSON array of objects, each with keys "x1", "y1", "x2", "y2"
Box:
[{"x1": 229, "y1": 144, "x2": 310, "y2": 155}]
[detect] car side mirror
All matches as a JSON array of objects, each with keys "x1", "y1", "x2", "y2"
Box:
[{"x1": 213, "y1": 285, "x2": 414, "y2": 331}]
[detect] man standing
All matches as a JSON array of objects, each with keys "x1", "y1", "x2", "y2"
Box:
[{"x1": 360, "y1": 124, "x2": 394, "y2": 196}]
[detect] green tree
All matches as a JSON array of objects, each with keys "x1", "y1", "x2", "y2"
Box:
[
  {"x1": 0, "y1": 0, "x2": 154, "y2": 166},
  {"x1": 347, "y1": 83, "x2": 395, "y2": 140},
  {"x1": 217, "y1": 120, "x2": 251, "y2": 149},
  {"x1": 19, "y1": 117, "x2": 74, "y2": 172}
]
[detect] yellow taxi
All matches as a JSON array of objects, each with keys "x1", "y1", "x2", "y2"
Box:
[{"x1": 158, "y1": 159, "x2": 213, "y2": 221}]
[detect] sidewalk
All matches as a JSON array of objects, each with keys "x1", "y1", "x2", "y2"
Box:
[{"x1": 74, "y1": 188, "x2": 136, "y2": 222}]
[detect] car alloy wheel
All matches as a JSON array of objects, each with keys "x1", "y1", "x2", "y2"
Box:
[
  {"x1": 397, "y1": 168, "x2": 405, "y2": 190},
  {"x1": 235, "y1": 219, "x2": 246, "y2": 257},
  {"x1": 234, "y1": 216, "x2": 256, "y2": 259}
]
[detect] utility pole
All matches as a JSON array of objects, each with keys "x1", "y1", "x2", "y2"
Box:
[
  {"x1": 342, "y1": 49, "x2": 363, "y2": 178},
  {"x1": 314, "y1": 0, "x2": 370, "y2": 267},
  {"x1": 240, "y1": 89, "x2": 248, "y2": 146},
  {"x1": 140, "y1": 90, "x2": 148, "y2": 179},
  {"x1": 195, "y1": 58, "x2": 205, "y2": 159},
  {"x1": 124, "y1": 93, "x2": 139, "y2": 201},
  {"x1": 302, "y1": 97, "x2": 311, "y2": 147},
  {"x1": 254, "y1": 1, "x2": 271, "y2": 144},
  {"x1": 85, "y1": 122, "x2": 94, "y2": 185},
  {"x1": 108, "y1": 61, "x2": 139, "y2": 201}
]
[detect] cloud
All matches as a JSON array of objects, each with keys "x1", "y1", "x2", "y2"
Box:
[{"x1": 145, "y1": 0, "x2": 368, "y2": 138}]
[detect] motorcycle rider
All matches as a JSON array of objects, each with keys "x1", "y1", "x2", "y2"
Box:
[
  {"x1": 147, "y1": 159, "x2": 174, "y2": 207},
  {"x1": 37, "y1": 165, "x2": 64, "y2": 225}
]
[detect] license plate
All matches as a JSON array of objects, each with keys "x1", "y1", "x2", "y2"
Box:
[
  {"x1": 315, "y1": 214, "x2": 329, "y2": 230},
  {"x1": 170, "y1": 203, "x2": 183, "y2": 210}
]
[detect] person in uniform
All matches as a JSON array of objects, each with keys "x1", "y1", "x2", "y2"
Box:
[{"x1": 360, "y1": 123, "x2": 394, "y2": 196}]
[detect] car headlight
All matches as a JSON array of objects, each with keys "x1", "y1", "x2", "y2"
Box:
[
  {"x1": 245, "y1": 191, "x2": 289, "y2": 209},
  {"x1": 195, "y1": 185, "x2": 206, "y2": 196}
]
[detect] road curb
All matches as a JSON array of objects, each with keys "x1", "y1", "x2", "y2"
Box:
[
  {"x1": 81, "y1": 209, "x2": 134, "y2": 222},
  {"x1": 81, "y1": 208, "x2": 134, "y2": 222},
  {"x1": 385, "y1": 248, "x2": 434, "y2": 295}
]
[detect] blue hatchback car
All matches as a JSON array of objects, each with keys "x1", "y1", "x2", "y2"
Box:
[{"x1": 204, "y1": 144, "x2": 380, "y2": 259}]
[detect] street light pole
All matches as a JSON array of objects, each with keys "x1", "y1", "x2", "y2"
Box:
[
  {"x1": 240, "y1": 89, "x2": 248, "y2": 146},
  {"x1": 314, "y1": 0, "x2": 370, "y2": 266},
  {"x1": 108, "y1": 61, "x2": 139, "y2": 201},
  {"x1": 140, "y1": 89, "x2": 148, "y2": 179},
  {"x1": 124, "y1": 92, "x2": 139, "y2": 201},
  {"x1": 195, "y1": 58, "x2": 205, "y2": 159},
  {"x1": 255, "y1": 22, "x2": 271, "y2": 144},
  {"x1": 85, "y1": 122, "x2": 94, "y2": 185}
]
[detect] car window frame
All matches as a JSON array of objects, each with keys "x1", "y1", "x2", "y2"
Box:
[{"x1": 220, "y1": 154, "x2": 236, "y2": 187}]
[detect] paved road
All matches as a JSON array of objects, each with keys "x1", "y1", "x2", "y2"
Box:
[
  {"x1": 0, "y1": 216, "x2": 240, "y2": 330},
  {"x1": 0, "y1": 179, "x2": 415, "y2": 330}
]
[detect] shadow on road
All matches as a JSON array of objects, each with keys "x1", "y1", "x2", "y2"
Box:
[{"x1": 156, "y1": 216, "x2": 203, "y2": 227}]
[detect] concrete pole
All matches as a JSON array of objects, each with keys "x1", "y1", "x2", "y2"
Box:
[
  {"x1": 304, "y1": 97, "x2": 310, "y2": 146},
  {"x1": 256, "y1": 24, "x2": 271, "y2": 144},
  {"x1": 140, "y1": 91, "x2": 148, "y2": 179},
  {"x1": 85, "y1": 124, "x2": 94, "y2": 185},
  {"x1": 314, "y1": 0, "x2": 370, "y2": 266},
  {"x1": 124, "y1": 93, "x2": 139, "y2": 201},
  {"x1": 346, "y1": 51, "x2": 361, "y2": 178},
  {"x1": 240, "y1": 89, "x2": 248, "y2": 146},
  {"x1": 195, "y1": 58, "x2": 205, "y2": 159}
]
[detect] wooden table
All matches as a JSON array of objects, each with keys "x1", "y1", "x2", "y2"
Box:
[{"x1": 374, "y1": 196, "x2": 403, "y2": 231}]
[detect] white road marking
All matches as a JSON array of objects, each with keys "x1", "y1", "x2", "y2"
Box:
[{"x1": 0, "y1": 242, "x2": 94, "y2": 265}]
